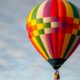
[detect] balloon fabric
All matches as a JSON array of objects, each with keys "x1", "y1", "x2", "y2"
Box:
[{"x1": 26, "y1": 0, "x2": 80, "y2": 79}]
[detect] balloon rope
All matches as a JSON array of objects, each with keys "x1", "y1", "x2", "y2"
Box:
[{"x1": 54, "y1": 70, "x2": 60, "y2": 80}]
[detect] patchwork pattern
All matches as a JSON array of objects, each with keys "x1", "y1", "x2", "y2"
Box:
[
  {"x1": 27, "y1": 0, "x2": 80, "y2": 61},
  {"x1": 27, "y1": 17, "x2": 80, "y2": 38}
]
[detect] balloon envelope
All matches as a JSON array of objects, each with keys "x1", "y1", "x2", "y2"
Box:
[{"x1": 26, "y1": 0, "x2": 80, "y2": 70}]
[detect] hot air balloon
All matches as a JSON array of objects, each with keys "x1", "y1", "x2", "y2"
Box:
[{"x1": 26, "y1": 0, "x2": 80, "y2": 80}]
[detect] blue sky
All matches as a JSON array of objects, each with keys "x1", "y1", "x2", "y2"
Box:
[{"x1": 0, "y1": 0, "x2": 80, "y2": 80}]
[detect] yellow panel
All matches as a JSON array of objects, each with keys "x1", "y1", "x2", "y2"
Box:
[
  {"x1": 32, "y1": 37, "x2": 49, "y2": 60},
  {"x1": 27, "y1": 7, "x2": 36, "y2": 23},
  {"x1": 72, "y1": 29, "x2": 78, "y2": 35},
  {"x1": 31, "y1": 19, "x2": 36, "y2": 26},
  {"x1": 33, "y1": 30, "x2": 39, "y2": 36},
  {"x1": 37, "y1": 23, "x2": 44, "y2": 29},
  {"x1": 63, "y1": 0, "x2": 73, "y2": 17},
  {"x1": 74, "y1": 18, "x2": 79, "y2": 24},
  {"x1": 61, "y1": 33, "x2": 71, "y2": 58}
]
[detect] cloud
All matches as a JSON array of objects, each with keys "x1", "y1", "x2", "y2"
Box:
[{"x1": 0, "y1": 0, "x2": 80, "y2": 80}]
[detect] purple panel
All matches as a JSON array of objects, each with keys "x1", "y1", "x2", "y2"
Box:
[
  {"x1": 61, "y1": 22, "x2": 66, "y2": 28},
  {"x1": 45, "y1": 34, "x2": 54, "y2": 58},
  {"x1": 43, "y1": 0, "x2": 51, "y2": 17},
  {"x1": 52, "y1": 27, "x2": 59, "y2": 33},
  {"x1": 51, "y1": 17, "x2": 59, "y2": 22}
]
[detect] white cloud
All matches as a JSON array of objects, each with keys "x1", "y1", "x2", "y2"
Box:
[
  {"x1": 0, "y1": 0, "x2": 80, "y2": 80},
  {"x1": 0, "y1": 41, "x2": 8, "y2": 49},
  {"x1": 0, "y1": 59, "x2": 7, "y2": 66},
  {"x1": 7, "y1": 49, "x2": 26, "y2": 60}
]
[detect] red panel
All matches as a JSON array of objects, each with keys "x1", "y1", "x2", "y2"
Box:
[
  {"x1": 58, "y1": 0, "x2": 66, "y2": 17},
  {"x1": 73, "y1": 24, "x2": 79, "y2": 29},
  {"x1": 57, "y1": 0, "x2": 66, "y2": 58},
  {"x1": 51, "y1": 0, "x2": 59, "y2": 58},
  {"x1": 29, "y1": 32, "x2": 34, "y2": 38},
  {"x1": 66, "y1": 17, "x2": 74, "y2": 23},
  {"x1": 27, "y1": 27, "x2": 33, "y2": 32},
  {"x1": 58, "y1": 27, "x2": 65, "y2": 58},
  {"x1": 45, "y1": 34, "x2": 54, "y2": 58},
  {"x1": 52, "y1": 32, "x2": 58, "y2": 58},
  {"x1": 51, "y1": 0, "x2": 58, "y2": 17},
  {"x1": 66, "y1": 23, "x2": 73, "y2": 34}
]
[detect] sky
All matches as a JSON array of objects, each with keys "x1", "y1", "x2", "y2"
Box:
[{"x1": 0, "y1": 0, "x2": 80, "y2": 80}]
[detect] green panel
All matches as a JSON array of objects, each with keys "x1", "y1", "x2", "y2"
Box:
[
  {"x1": 37, "y1": 18, "x2": 43, "y2": 24},
  {"x1": 44, "y1": 22, "x2": 51, "y2": 28},
  {"x1": 31, "y1": 4, "x2": 41, "y2": 20},
  {"x1": 68, "y1": 2, "x2": 79, "y2": 18},
  {"x1": 35, "y1": 36, "x2": 50, "y2": 59},
  {"x1": 77, "y1": 30, "x2": 80, "y2": 35},
  {"x1": 63, "y1": 35, "x2": 76, "y2": 58},
  {"x1": 38, "y1": 29, "x2": 44, "y2": 34}
]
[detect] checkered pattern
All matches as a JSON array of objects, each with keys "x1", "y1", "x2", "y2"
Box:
[
  {"x1": 26, "y1": 0, "x2": 80, "y2": 61},
  {"x1": 27, "y1": 17, "x2": 80, "y2": 38}
]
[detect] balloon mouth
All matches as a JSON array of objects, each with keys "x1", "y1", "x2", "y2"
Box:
[{"x1": 48, "y1": 58, "x2": 66, "y2": 70}]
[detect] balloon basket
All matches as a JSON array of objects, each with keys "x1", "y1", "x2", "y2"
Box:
[{"x1": 54, "y1": 70, "x2": 60, "y2": 80}]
